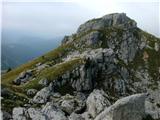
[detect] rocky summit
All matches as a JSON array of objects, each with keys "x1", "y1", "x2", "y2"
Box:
[{"x1": 1, "y1": 13, "x2": 160, "y2": 120}]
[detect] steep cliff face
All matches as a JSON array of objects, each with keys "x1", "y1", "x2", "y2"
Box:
[
  {"x1": 1, "y1": 13, "x2": 160, "y2": 120},
  {"x1": 60, "y1": 13, "x2": 160, "y2": 97}
]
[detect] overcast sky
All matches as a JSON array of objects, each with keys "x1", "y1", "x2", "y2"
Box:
[{"x1": 1, "y1": 0, "x2": 160, "y2": 39}]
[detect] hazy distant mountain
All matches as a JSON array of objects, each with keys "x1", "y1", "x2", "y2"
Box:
[{"x1": 1, "y1": 30, "x2": 62, "y2": 70}]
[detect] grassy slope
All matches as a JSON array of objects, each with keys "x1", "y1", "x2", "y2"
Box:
[
  {"x1": 1, "y1": 43, "x2": 77, "y2": 92},
  {"x1": 1, "y1": 43, "x2": 84, "y2": 112},
  {"x1": 23, "y1": 58, "x2": 84, "y2": 91}
]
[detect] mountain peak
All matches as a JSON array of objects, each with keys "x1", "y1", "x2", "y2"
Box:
[
  {"x1": 77, "y1": 13, "x2": 137, "y2": 33},
  {"x1": 62, "y1": 13, "x2": 138, "y2": 47}
]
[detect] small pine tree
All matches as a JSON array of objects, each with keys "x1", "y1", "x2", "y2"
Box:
[
  {"x1": 42, "y1": 55, "x2": 45, "y2": 59},
  {"x1": 7, "y1": 67, "x2": 12, "y2": 72}
]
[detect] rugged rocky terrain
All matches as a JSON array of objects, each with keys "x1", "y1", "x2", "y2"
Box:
[{"x1": 1, "y1": 13, "x2": 160, "y2": 120}]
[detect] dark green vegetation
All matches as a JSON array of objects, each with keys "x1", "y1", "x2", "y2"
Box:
[{"x1": 1, "y1": 87, "x2": 29, "y2": 113}]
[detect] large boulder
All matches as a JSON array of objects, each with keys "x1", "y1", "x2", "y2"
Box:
[
  {"x1": 60, "y1": 99, "x2": 78, "y2": 114},
  {"x1": 13, "y1": 107, "x2": 47, "y2": 120},
  {"x1": 13, "y1": 70, "x2": 32, "y2": 85},
  {"x1": 12, "y1": 107, "x2": 27, "y2": 120},
  {"x1": 12, "y1": 104, "x2": 68, "y2": 120},
  {"x1": 27, "y1": 108, "x2": 47, "y2": 120},
  {"x1": 33, "y1": 87, "x2": 52, "y2": 104},
  {"x1": 68, "y1": 113, "x2": 84, "y2": 120},
  {"x1": 59, "y1": 94, "x2": 86, "y2": 115},
  {"x1": 86, "y1": 89, "x2": 111, "y2": 118},
  {"x1": 145, "y1": 90, "x2": 160, "y2": 120},
  {"x1": 145, "y1": 101, "x2": 159, "y2": 120},
  {"x1": 42, "y1": 102, "x2": 67, "y2": 120},
  {"x1": 95, "y1": 93, "x2": 147, "y2": 120}
]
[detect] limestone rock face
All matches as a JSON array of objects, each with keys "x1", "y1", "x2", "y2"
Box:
[
  {"x1": 60, "y1": 99, "x2": 78, "y2": 114},
  {"x1": 95, "y1": 94, "x2": 147, "y2": 120},
  {"x1": 59, "y1": 94, "x2": 86, "y2": 115},
  {"x1": 12, "y1": 105, "x2": 67, "y2": 120},
  {"x1": 68, "y1": 113, "x2": 84, "y2": 120},
  {"x1": 12, "y1": 107, "x2": 27, "y2": 120},
  {"x1": 102, "y1": 13, "x2": 137, "y2": 28},
  {"x1": 33, "y1": 87, "x2": 52, "y2": 104},
  {"x1": 73, "y1": 64, "x2": 95, "y2": 91},
  {"x1": 86, "y1": 89, "x2": 111, "y2": 118},
  {"x1": 42, "y1": 102, "x2": 67, "y2": 120},
  {"x1": 145, "y1": 90, "x2": 160, "y2": 120},
  {"x1": 77, "y1": 13, "x2": 136, "y2": 34},
  {"x1": 117, "y1": 30, "x2": 139, "y2": 63},
  {"x1": 26, "y1": 108, "x2": 47, "y2": 120}
]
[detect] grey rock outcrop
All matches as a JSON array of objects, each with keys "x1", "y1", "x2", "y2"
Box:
[
  {"x1": 53, "y1": 48, "x2": 116, "y2": 93},
  {"x1": 145, "y1": 90, "x2": 160, "y2": 120},
  {"x1": 61, "y1": 35, "x2": 74, "y2": 45},
  {"x1": 77, "y1": 13, "x2": 136, "y2": 34},
  {"x1": 47, "y1": 46, "x2": 136, "y2": 97},
  {"x1": 68, "y1": 113, "x2": 84, "y2": 120},
  {"x1": 27, "y1": 89, "x2": 38, "y2": 96},
  {"x1": 26, "y1": 108, "x2": 47, "y2": 120},
  {"x1": 13, "y1": 70, "x2": 32, "y2": 85},
  {"x1": 76, "y1": 31, "x2": 101, "y2": 46},
  {"x1": 60, "y1": 99, "x2": 78, "y2": 114},
  {"x1": 12, "y1": 105, "x2": 67, "y2": 120},
  {"x1": 38, "y1": 78, "x2": 49, "y2": 86},
  {"x1": 71, "y1": 63, "x2": 96, "y2": 91},
  {"x1": 86, "y1": 89, "x2": 111, "y2": 118},
  {"x1": 33, "y1": 86, "x2": 53, "y2": 104},
  {"x1": 95, "y1": 94, "x2": 147, "y2": 120},
  {"x1": 62, "y1": 13, "x2": 137, "y2": 48},
  {"x1": 117, "y1": 30, "x2": 139, "y2": 63},
  {"x1": 12, "y1": 107, "x2": 27, "y2": 120},
  {"x1": 42, "y1": 102, "x2": 67, "y2": 120},
  {"x1": 59, "y1": 94, "x2": 86, "y2": 115}
]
